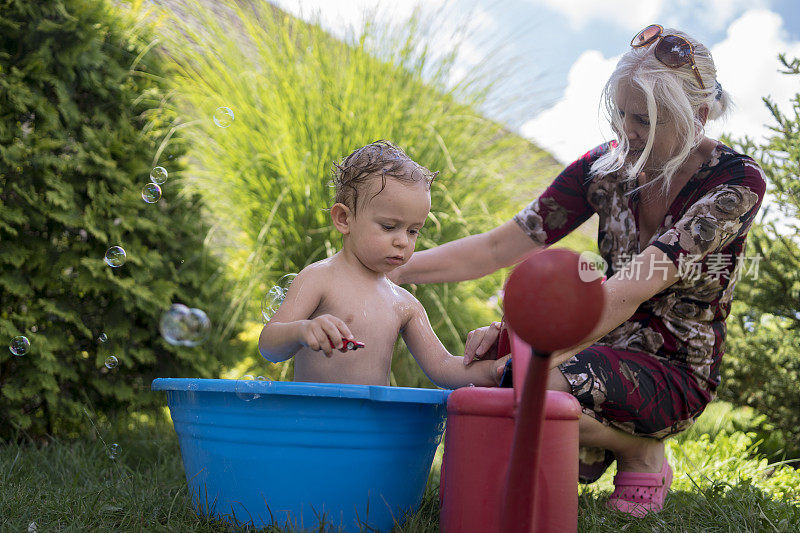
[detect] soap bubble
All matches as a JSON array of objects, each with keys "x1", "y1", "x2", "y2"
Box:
[
  {"x1": 259, "y1": 273, "x2": 297, "y2": 323},
  {"x1": 104, "y1": 356, "x2": 118, "y2": 369},
  {"x1": 183, "y1": 308, "x2": 211, "y2": 347},
  {"x1": 98, "y1": 333, "x2": 107, "y2": 343},
  {"x1": 256, "y1": 375, "x2": 267, "y2": 381},
  {"x1": 159, "y1": 304, "x2": 211, "y2": 346},
  {"x1": 107, "y1": 443, "x2": 120, "y2": 459},
  {"x1": 142, "y1": 182, "x2": 162, "y2": 203},
  {"x1": 213, "y1": 106, "x2": 235, "y2": 128},
  {"x1": 277, "y1": 273, "x2": 297, "y2": 293},
  {"x1": 150, "y1": 166, "x2": 168, "y2": 185},
  {"x1": 235, "y1": 375, "x2": 260, "y2": 402},
  {"x1": 160, "y1": 304, "x2": 191, "y2": 345},
  {"x1": 104, "y1": 246, "x2": 126, "y2": 267},
  {"x1": 9, "y1": 335, "x2": 29, "y2": 356},
  {"x1": 261, "y1": 286, "x2": 285, "y2": 323}
]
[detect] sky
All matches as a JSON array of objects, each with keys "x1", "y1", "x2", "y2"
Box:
[{"x1": 270, "y1": 0, "x2": 800, "y2": 166}]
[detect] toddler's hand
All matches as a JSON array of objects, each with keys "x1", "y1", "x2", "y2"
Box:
[
  {"x1": 300, "y1": 314, "x2": 354, "y2": 357},
  {"x1": 463, "y1": 322, "x2": 501, "y2": 365},
  {"x1": 491, "y1": 355, "x2": 511, "y2": 386}
]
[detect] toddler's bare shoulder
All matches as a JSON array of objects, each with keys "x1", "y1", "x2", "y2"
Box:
[
  {"x1": 390, "y1": 282, "x2": 415, "y2": 300},
  {"x1": 290, "y1": 259, "x2": 337, "y2": 292},
  {"x1": 391, "y1": 285, "x2": 426, "y2": 317}
]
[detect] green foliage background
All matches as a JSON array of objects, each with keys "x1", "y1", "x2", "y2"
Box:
[
  {"x1": 720, "y1": 55, "x2": 800, "y2": 457},
  {"x1": 0, "y1": 0, "x2": 240, "y2": 439}
]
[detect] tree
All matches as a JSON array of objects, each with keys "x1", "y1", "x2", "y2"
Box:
[
  {"x1": 721, "y1": 54, "x2": 800, "y2": 457},
  {"x1": 0, "y1": 0, "x2": 239, "y2": 439}
]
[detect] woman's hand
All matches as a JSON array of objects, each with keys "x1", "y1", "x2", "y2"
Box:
[
  {"x1": 299, "y1": 314, "x2": 353, "y2": 357},
  {"x1": 463, "y1": 321, "x2": 502, "y2": 365}
]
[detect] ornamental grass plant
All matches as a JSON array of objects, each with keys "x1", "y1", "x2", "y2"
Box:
[{"x1": 149, "y1": 0, "x2": 587, "y2": 383}]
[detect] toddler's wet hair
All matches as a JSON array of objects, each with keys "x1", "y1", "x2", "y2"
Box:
[{"x1": 333, "y1": 140, "x2": 438, "y2": 212}]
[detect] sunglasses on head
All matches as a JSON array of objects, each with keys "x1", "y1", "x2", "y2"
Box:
[{"x1": 631, "y1": 24, "x2": 706, "y2": 90}]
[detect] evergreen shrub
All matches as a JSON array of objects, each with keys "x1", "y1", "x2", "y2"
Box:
[
  {"x1": 721, "y1": 55, "x2": 800, "y2": 457},
  {"x1": 0, "y1": 0, "x2": 238, "y2": 439}
]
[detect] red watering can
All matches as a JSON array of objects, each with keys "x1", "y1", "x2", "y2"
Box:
[{"x1": 440, "y1": 248, "x2": 605, "y2": 533}]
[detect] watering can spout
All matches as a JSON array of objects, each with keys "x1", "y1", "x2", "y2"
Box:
[{"x1": 500, "y1": 333, "x2": 557, "y2": 533}]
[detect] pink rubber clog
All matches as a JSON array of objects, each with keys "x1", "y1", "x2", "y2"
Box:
[{"x1": 605, "y1": 457, "x2": 673, "y2": 517}]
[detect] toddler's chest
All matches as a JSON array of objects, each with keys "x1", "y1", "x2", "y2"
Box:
[{"x1": 316, "y1": 289, "x2": 408, "y2": 333}]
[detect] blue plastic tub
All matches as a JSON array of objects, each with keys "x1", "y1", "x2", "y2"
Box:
[{"x1": 152, "y1": 378, "x2": 450, "y2": 532}]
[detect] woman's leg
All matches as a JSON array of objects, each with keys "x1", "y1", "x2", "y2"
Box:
[{"x1": 548, "y1": 368, "x2": 664, "y2": 473}]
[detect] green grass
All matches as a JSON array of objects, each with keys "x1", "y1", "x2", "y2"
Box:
[
  {"x1": 0, "y1": 414, "x2": 440, "y2": 532},
  {"x1": 2, "y1": 402, "x2": 798, "y2": 532}
]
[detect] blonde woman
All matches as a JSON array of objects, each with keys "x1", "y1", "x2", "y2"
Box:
[{"x1": 392, "y1": 25, "x2": 766, "y2": 516}]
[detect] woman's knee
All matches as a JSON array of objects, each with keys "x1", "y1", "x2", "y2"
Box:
[{"x1": 547, "y1": 367, "x2": 571, "y2": 392}]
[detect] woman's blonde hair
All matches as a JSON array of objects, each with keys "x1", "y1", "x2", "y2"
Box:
[{"x1": 591, "y1": 28, "x2": 732, "y2": 198}]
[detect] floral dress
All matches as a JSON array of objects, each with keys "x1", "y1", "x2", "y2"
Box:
[{"x1": 512, "y1": 141, "x2": 765, "y2": 441}]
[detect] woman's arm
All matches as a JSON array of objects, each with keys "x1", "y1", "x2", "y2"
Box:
[
  {"x1": 548, "y1": 246, "x2": 681, "y2": 368},
  {"x1": 394, "y1": 150, "x2": 601, "y2": 286},
  {"x1": 392, "y1": 219, "x2": 542, "y2": 285}
]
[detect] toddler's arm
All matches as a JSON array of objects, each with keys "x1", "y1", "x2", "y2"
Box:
[
  {"x1": 400, "y1": 296, "x2": 506, "y2": 389},
  {"x1": 258, "y1": 268, "x2": 353, "y2": 362}
]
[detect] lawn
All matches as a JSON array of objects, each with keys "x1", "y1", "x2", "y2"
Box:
[{"x1": 2, "y1": 401, "x2": 798, "y2": 532}]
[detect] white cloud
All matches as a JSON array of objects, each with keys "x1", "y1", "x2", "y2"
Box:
[
  {"x1": 464, "y1": 5, "x2": 499, "y2": 33},
  {"x1": 531, "y1": 0, "x2": 664, "y2": 31},
  {"x1": 519, "y1": 50, "x2": 619, "y2": 163},
  {"x1": 705, "y1": 9, "x2": 800, "y2": 144},
  {"x1": 520, "y1": 9, "x2": 800, "y2": 164},
  {"x1": 270, "y1": 0, "x2": 465, "y2": 40},
  {"x1": 529, "y1": 0, "x2": 772, "y2": 33},
  {"x1": 660, "y1": 0, "x2": 772, "y2": 32}
]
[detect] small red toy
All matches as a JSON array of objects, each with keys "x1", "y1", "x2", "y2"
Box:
[{"x1": 329, "y1": 338, "x2": 365, "y2": 352}]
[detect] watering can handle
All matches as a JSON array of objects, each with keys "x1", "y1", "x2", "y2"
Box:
[
  {"x1": 502, "y1": 326, "x2": 553, "y2": 533},
  {"x1": 496, "y1": 318, "x2": 511, "y2": 358},
  {"x1": 494, "y1": 318, "x2": 533, "y2": 406},
  {"x1": 510, "y1": 331, "x2": 534, "y2": 405}
]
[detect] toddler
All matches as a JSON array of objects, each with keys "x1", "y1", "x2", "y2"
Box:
[{"x1": 258, "y1": 140, "x2": 506, "y2": 388}]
